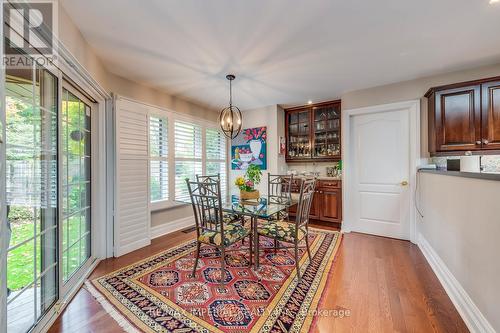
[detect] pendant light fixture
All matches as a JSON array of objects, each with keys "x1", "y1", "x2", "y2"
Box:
[{"x1": 219, "y1": 74, "x2": 242, "y2": 139}]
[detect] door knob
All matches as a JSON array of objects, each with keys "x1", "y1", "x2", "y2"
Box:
[{"x1": 401, "y1": 180, "x2": 409, "y2": 186}]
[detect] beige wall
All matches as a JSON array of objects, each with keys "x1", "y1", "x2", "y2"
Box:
[
  {"x1": 229, "y1": 105, "x2": 287, "y2": 193},
  {"x1": 58, "y1": 4, "x2": 218, "y2": 228},
  {"x1": 418, "y1": 173, "x2": 500, "y2": 331}
]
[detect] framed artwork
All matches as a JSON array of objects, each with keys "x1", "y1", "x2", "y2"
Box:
[
  {"x1": 279, "y1": 136, "x2": 286, "y2": 155},
  {"x1": 231, "y1": 126, "x2": 267, "y2": 170}
]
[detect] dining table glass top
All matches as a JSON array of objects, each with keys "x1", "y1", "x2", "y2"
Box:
[
  {"x1": 223, "y1": 194, "x2": 293, "y2": 218},
  {"x1": 178, "y1": 191, "x2": 295, "y2": 219}
]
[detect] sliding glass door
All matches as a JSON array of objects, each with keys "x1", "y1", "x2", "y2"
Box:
[
  {"x1": 4, "y1": 62, "x2": 94, "y2": 333},
  {"x1": 6, "y1": 62, "x2": 58, "y2": 333},
  {"x1": 60, "y1": 84, "x2": 92, "y2": 284}
]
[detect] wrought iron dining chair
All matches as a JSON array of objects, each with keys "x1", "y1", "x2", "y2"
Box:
[
  {"x1": 196, "y1": 173, "x2": 221, "y2": 183},
  {"x1": 265, "y1": 174, "x2": 295, "y2": 251},
  {"x1": 196, "y1": 173, "x2": 242, "y2": 224},
  {"x1": 186, "y1": 179, "x2": 252, "y2": 284},
  {"x1": 257, "y1": 178, "x2": 316, "y2": 281},
  {"x1": 267, "y1": 173, "x2": 294, "y2": 220}
]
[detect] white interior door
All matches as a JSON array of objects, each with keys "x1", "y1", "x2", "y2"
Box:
[{"x1": 350, "y1": 109, "x2": 411, "y2": 239}]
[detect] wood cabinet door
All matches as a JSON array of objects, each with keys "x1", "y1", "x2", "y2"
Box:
[
  {"x1": 435, "y1": 85, "x2": 481, "y2": 152},
  {"x1": 309, "y1": 191, "x2": 321, "y2": 219},
  {"x1": 481, "y1": 81, "x2": 500, "y2": 150},
  {"x1": 320, "y1": 189, "x2": 341, "y2": 222}
]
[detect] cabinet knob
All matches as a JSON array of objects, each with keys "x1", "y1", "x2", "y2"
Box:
[
  {"x1": 483, "y1": 139, "x2": 489, "y2": 145},
  {"x1": 476, "y1": 140, "x2": 482, "y2": 145}
]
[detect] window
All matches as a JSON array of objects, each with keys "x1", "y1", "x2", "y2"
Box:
[
  {"x1": 174, "y1": 121, "x2": 202, "y2": 202},
  {"x1": 149, "y1": 116, "x2": 168, "y2": 202},
  {"x1": 148, "y1": 113, "x2": 228, "y2": 207}
]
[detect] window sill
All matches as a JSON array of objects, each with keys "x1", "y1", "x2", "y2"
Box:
[{"x1": 150, "y1": 201, "x2": 189, "y2": 212}]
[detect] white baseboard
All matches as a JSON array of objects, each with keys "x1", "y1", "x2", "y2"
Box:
[
  {"x1": 417, "y1": 233, "x2": 495, "y2": 333},
  {"x1": 115, "y1": 238, "x2": 151, "y2": 257},
  {"x1": 151, "y1": 216, "x2": 195, "y2": 239}
]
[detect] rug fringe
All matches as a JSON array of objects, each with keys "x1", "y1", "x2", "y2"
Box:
[{"x1": 84, "y1": 280, "x2": 141, "y2": 333}]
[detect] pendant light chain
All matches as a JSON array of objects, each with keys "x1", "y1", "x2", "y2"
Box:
[{"x1": 229, "y1": 78, "x2": 232, "y2": 107}]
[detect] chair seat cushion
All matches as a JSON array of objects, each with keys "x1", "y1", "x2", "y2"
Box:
[
  {"x1": 224, "y1": 213, "x2": 241, "y2": 223},
  {"x1": 198, "y1": 223, "x2": 251, "y2": 246},
  {"x1": 257, "y1": 220, "x2": 306, "y2": 243},
  {"x1": 206, "y1": 213, "x2": 241, "y2": 225}
]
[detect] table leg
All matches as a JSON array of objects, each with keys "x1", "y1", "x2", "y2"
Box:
[{"x1": 253, "y1": 215, "x2": 259, "y2": 269}]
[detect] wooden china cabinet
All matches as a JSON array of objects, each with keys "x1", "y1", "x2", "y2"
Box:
[
  {"x1": 285, "y1": 100, "x2": 341, "y2": 162},
  {"x1": 284, "y1": 100, "x2": 342, "y2": 226}
]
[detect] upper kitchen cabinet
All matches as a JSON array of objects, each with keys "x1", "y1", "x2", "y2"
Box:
[
  {"x1": 285, "y1": 100, "x2": 341, "y2": 162},
  {"x1": 481, "y1": 80, "x2": 500, "y2": 150},
  {"x1": 426, "y1": 76, "x2": 500, "y2": 155}
]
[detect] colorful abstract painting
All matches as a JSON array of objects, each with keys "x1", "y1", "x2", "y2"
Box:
[{"x1": 231, "y1": 126, "x2": 267, "y2": 170}]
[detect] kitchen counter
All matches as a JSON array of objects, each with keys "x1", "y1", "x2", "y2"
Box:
[
  {"x1": 291, "y1": 175, "x2": 341, "y2": 181},
  {"x1": 418, "y1": 169, "x2": 500, "y2": 181}
]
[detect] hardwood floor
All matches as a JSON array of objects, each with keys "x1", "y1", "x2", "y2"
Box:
[{"x1": 48, "y1": 227, "x2": 468, "y2": 333}]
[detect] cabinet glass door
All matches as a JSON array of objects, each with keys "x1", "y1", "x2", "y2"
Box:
[
  {"x1": 312, "y1": 105, "x2": 340, "y2": 158},
  {"x1": 287, "y1": 110, "x2": 310, "y2": 158}
]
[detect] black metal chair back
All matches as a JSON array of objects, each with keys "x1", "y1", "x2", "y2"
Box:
[
  {"x1": 267, "y1": 174, "x2": 294, "y2": 205},
  {"x1": 186, "y1": 179, "x2": 224, "y2": 237},
  {"x1": 295, "y1": 178, "x2": 316, "y2": 230},
  {"x1": 196, "y1": 173, "x2": 220, "y2": 183}
]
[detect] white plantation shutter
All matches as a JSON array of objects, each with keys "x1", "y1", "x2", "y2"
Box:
[
  {"x1": 112, "y1": 96, "x2": 229, "y2": 256},
  {"x1": 149, "y1": 116, "x2": 168, "y2": 202},
  {"x1": 206, "y1": 128, "x2": 228, "y2": 197},
  {"x1": 175, "y1": 121, "x2": 202, "y2": 158},
  {"x1": 174, "y1": 121, "x2": 202, "y2": 201},
  {"x1": 114, "y1": 98, "x2": 151, "y2": 256}
]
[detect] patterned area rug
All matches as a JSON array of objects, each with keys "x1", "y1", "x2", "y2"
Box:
[{"x1": 87, "y1": 229, "x2": 342, "y2": 333}]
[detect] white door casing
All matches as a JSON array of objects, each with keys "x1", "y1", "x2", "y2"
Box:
[{"x1": 342, "y1": 100, "x2": 420, "y2": 242}]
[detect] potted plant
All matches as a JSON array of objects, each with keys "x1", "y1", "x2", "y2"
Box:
[{"x1": 235, "y1": 164, "x2": 262, "y2": 200}]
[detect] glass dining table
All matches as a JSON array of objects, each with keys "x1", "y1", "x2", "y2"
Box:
[
  {"x1": 178, "y1": 191, "x2": 296, "y2": 268},
  {"x1": 226, "y1": 193, "x2": 297, "y2": 268}
]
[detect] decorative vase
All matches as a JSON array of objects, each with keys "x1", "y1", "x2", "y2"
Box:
[
  {"x1": 249, "y1": 139, "x2": 262, "y2": 159},
  {"x1": 240, "y1": 189, "x2": 260, "y2": 200}
]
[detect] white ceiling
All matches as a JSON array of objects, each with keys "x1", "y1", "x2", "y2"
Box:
[{"x1": 61, "y1": 0, "x2": 500, "y2": 110}]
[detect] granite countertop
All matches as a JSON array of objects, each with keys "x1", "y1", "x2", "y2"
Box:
[
  {"x1": 292, "y1": 175, "x2": 341, "y2": 181},
  {"x1": 418, "y1": 169, "x2": 500, "y2": 181}
]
